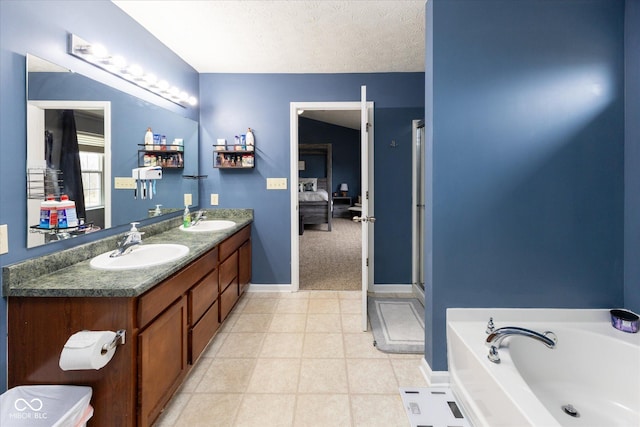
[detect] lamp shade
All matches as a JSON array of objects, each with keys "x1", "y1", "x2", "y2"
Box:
[{"x1": 339, "y1": 183, "x2": 348, "y2": 192}]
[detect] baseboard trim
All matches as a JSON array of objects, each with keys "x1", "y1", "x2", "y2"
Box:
[
  {"x1": 372, "y1": 283, "x2": 413, "y2": 293},
  {"x1": 246, "y1": 284, "x2": 292, "y2": 292},
  {"x1": 420, "y1": 358, "x2": 449, "y2": 387}
]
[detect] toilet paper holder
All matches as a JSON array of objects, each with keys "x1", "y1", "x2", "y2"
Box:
[{"x1": 101, "y1": 329, "x2": 126, "y2": 355}]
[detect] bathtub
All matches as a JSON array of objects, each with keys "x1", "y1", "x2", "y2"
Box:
[{"x1": 446, "y1": 308, "x2": 640, "y2": 426}]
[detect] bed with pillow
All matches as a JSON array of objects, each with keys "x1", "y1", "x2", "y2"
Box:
[{"x1": 299, "y1": 177, "x2": 332, "y2": 231}]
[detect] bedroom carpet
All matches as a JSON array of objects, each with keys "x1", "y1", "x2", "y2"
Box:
[
  {"x1": 368, "y1": 298, "x2": 425, "y2": 354},
  {"x1": 299, "y1": 218, "x2": 361, "y2": 290}
]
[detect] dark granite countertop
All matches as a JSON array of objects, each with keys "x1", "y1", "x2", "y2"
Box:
[{"x1": 3, "y1": 209, "x2": 253, "y2": 298}]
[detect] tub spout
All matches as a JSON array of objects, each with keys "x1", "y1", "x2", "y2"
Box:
[{"x1": 486, "y1": 326, "x2": 557, "y2": 363}]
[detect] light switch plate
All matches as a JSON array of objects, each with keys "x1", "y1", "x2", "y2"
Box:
[
  {"x1": 184, "y1": 193, "x2": 192, "y2": 206},
  {"x1": 0, "y1": 224, "x2": 8, "y2": 255},
  {"x1": 210, "y1": 194, "x2": 219, "y2": 205},
  {"x1": 114, "y1": 177, "x2": 136, "y2": 189},
  {"x1": 267, "y1": 178, "x2": 287, "y2": 190}
]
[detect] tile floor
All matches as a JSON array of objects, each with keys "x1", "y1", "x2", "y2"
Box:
[{"x1": 153, "y1": 290, "x2": 427, "y2": 426}]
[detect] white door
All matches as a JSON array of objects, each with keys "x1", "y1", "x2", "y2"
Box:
[{"x1": 358, "y1": 86, "x2": 375, "y2": 331}]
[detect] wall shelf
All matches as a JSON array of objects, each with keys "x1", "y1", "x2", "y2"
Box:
[
  {"x1": 138, "y1": 144, "x2": 184, "y2": 168},
  {"x1": 213, "y1": 145, "x2": 255, "y2": 169}
]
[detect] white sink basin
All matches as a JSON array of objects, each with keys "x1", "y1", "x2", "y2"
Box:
[
  {"x1": 180, "y1": 220, "x2": 236, "y2": 232},
  {"x1": 90, "y1": 243, "x2": 189, "y2": 270}
]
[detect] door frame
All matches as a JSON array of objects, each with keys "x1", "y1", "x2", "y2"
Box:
[
  {"x1": 411, "y1": 119, "x2": 426, "y2": 303},
  {"x1": 289, "y1": 101, "x2": 374, "y2": 294}
]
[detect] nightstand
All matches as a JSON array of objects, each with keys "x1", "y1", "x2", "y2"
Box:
[{"x1": 332, "y1": 197, "x2": 352, "y2": 218}]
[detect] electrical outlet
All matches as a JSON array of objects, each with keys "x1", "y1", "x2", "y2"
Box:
[
  {"x1": 0, "y1": 224, "x2": 8, "y2": 255},
  {"x1": 184, "y1": 193, "x2": 192, "y2": 206},
  {"x1": 114, "y1": 177, "x2": 136, "y2": 189},
  {"x1": 267, "y1": 178, "x2": 287, "y2": 190},
  {"x1": 210, "y1": 194, "x2": 219, "y2": 205}
]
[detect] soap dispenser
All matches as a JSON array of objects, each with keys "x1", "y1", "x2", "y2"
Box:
[
  {"x1": 154, "y1": 204, "x2": 162, "y2": 216},
  {"x1": 183, "y1": 204, "x2": 191, "y2": 228}
]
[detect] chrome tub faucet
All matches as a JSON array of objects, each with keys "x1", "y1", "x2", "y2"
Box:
[{"x1": 485, "y1": 326, "x2": 557, "y2": 363}]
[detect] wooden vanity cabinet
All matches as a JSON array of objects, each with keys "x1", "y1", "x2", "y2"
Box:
[
  {"x1": 7, "y1": 225, "x2": 251, "y2": 427},
  {"x1": 218, "y1": 225, "x2": 252, "y2": 321}
]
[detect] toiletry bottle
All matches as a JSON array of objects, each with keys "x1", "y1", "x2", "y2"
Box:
[
  {"x1": 40, "y1": 196, "x2": 58, "y2": 229},
  {"x1": 183, "y1": 204, "x2": 191, "y2": 228},
  {"x1": 154, "y1": 204, "x2": 162, "y2": 216},
  {"x1": 57, "y1": 194, "x2": 78, "y2": 228},
  {"x1": 145, "y1": 128, "x2": 153, "y2": 149},
  {"x1": 246, "y1": 128, "x2": 255, "y2": 151}
]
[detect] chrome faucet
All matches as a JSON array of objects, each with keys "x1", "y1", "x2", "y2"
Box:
[
  {"x1": 110, "y1": 222, "x2": 144, "y2": 257},
  {"x1": 191, "y1": 210, "x2": 207, "y2": 226},
  {"x1": 485, "y1": 326, "x2": 557, "y2": 363}
]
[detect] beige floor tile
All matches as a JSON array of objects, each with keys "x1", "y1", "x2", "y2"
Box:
[
  {"x1": 305, "y1": 313, "x2": 342, "y2": 332},
  {"x1": 231, "y1": 313, "x2": 273, "y2": 332},
  {"x1": 269, "y1": 313, "x2": 307, "y2": 332},
  {"x1": 341, "y1": 314, "x2": 363, "y2": 333},
  {"x1": 275, "y1": 298, "x2": 309, "y2": 314},
  {"x1": 308, "y1": 290, "x2": 339, "y2": 299},
  {"x1": 259, "y1": 333, "x2": 304, "y2": 358},
  {"x1": 215, "y1": 332, "x2": 264, "y2": 358},
  {"x1": 199, "y1": 331, "x2": 228, "y2": 358},
  {"x1": 338, "y1": 291, "x2": 361, "y2": 299},
  {"x1": 308, "y1": 298, "x2": 341, "y2": 313},
  {"x1": 179, "y1": 357, "x2": 212, "y2": 392},
  {"x1": 390, "y1": 358, "x2": 428, "y2": 388},
  {"x1": 293, "y1": 394, "x2": 352, "y2": 426},
  {"x1": 340, "y1": 298, "x2": 362, "y2": 314},
  {"x1": 346, "y1": 359, "x2": 398, "y2": 394},
  {"x1": 153, "y1": 392, "x2": 191, "y2": 426},
  {"x1": 247, "y1": 291, "x2": 285, "y2": 299},
  {"x1": 302, "y1": 333, "x2": 345, "y2": 358},
  {"x1": 277, "y1": 291, "x2": 310, "y2": 299},
  {"x1": 241, "y1": 297, "x2": 280, "y2": 314},
  {"x1": 173, "y1": 393, "x2": 242, "y2": 427},
  {"x1": 196, "y1": 358, "x2": 256, "y2": 393},
  {"x1": 246, "y1": 358, "x2": 301, "y2": 393},
  {"x1": 298, "y1": 358, "x2": 348, "y2": 393},
  {"x1": 350, "y1": 394, "x2": 408, "y2": 427},
  {"x1": 343, "y1": 332, "x2": 388, "y2": 359},
  {"x1": 234, "y1": 394, "x2": 295, "y2": 427}
]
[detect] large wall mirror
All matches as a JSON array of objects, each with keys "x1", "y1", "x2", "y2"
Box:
[{"x1": 26, "y1": 54, "x2": 199, "y2": 248}]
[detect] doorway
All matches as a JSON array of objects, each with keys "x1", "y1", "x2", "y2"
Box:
[{"x1": 290, "y1": 96, "x2": 374, "y2": 331}]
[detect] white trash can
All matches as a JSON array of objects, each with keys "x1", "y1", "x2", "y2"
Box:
[{"x1": 0, "y1": 385, "x2": 93, "y2": 427}]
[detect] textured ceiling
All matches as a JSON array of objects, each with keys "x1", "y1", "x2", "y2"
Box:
[{"x1": 112, "y1": 0, "x2": 426, "y2": 74}]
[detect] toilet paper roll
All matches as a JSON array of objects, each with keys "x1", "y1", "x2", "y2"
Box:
[{"x1": 59, "y1": 330, "x2": 117, "y2": 371}]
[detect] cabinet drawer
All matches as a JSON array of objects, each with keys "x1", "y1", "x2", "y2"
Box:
[
  {"x1": 219, "y1": 225, "x2": 250, "y2": 261},
  {"x1": 219, "y1": 278, "x2": 239, "y2": 322},
  {"x1": 189, "y1": 269, "x2": 218, "y2": 325},
  {"x1": 189, "y1": 300, "x2": 220, "y2": 363},
  {"x1": 138, "y1": 247, "x2": 218, "y2": 328},
  {"x1": 219, "y1": 251, "x2": 238, "y2": 292}
]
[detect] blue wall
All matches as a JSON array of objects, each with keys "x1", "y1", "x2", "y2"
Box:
[
  {"x1": 625, "y1": 0, "x2": 640, "y2": 314},
  {"x1": 426, "y1": 0, "x2": 626, "y2": 370},
  {"x1": 0, "y1": 0, "x2": 199, "y2": 391},
  {"x1": 199, "y1": 73, "x2": 424, "y2": 285}
]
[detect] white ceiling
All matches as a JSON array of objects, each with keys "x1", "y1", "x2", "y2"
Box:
[{"x1": 112, "y1": 0, "x2": 426, "y2": 74}]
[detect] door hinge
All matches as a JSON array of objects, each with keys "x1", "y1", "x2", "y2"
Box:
[
  {"x1": 366, "y1": 191, "x2": 369, "y2": 200},
  {"x1": 366, "y1": 257, "x2": 369, "y2": 267}
]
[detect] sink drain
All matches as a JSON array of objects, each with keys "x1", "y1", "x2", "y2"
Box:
[{"x1": 562, "y1": 404, "x2": 579, "y2": 417}]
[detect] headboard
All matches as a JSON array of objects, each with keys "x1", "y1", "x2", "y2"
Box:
[{"x1": 299, "y1": 143, "x2": 332, "y2": 195}]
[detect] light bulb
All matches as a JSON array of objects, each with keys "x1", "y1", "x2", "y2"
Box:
[{"x1": 188, "y1": 96, "x2": 198, "y2": 106}]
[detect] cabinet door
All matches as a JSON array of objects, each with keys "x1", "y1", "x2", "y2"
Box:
[
  {"x1": 239, "y1": 239, "x2": 251, "y2": 295},
  {"x1": 138, "y1": 296, "x2": 188, "y2": 426}
]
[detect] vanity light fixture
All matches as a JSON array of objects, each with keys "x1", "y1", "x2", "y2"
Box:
[{"x1": 68, "y1": 33, "x2": 197, "y2": 107}]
